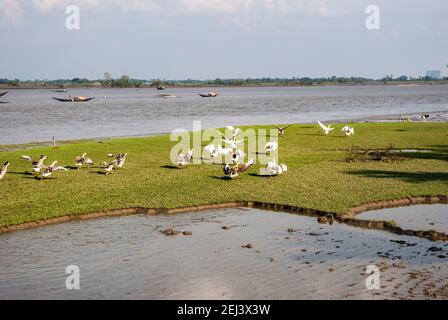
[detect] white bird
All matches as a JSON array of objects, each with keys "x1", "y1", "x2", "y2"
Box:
[
  {"x1": 223, "y1": 138, "x2": 244, "y2": 150},
  {"x1": 341, "y1": 125, "x2": 355, "y2": 137},
  {"x1": 217, "y1": 126, "x2": 241, "y2": 141},
  {"x1": 21, "y1": 155, "x2": 47, "y2": 174},
  {"x1": 104, "y1": 160, "x2": 117, "y2": 175},
  {"x1": 116, "y1": 153, "x2": 127, "y2": 168},
  {"x1": 318, "y1": 121, "x2": 334, "y2": 135},
  {"x1": 266, "y1": 161, "x2": 288, "y2": 176},
  {"x1": 265, "y1": 141, "x2": 278, "y2": 154},
  {"x1": 107, "y1": 153, "x2": 127, "y2": 168},
  {"x1": 75, "y1": 153, "x2": 94, "y2": 169},
  {"x1": 0, "y1": 161, "x2": 10, "y2": 180},
  {"x1": 40, "y1": 161, "x2": 68, "y2": 179},
  {"x1": 211, "y1": 145, "x2": 233, "y2": 159},
  {"x1": 223, "y1": 159, "x2": 254, "y2": 178},
  {"x1": 176, "y1": 150, "x2": 193, "y2": 167}
]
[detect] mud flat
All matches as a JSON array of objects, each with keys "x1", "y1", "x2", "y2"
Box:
[
  {"x1": 0, "y1": 208, "x2": 447, "y2": 300},
  {"x1": 358, "y1": 204, "x2": 448, "y2": 234}
]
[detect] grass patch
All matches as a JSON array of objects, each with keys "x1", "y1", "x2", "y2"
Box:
[{"x1": 0, "y1": 122, "x2": 447, "y2": 228}]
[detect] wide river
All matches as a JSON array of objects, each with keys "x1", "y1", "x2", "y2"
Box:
[{"x1": 1, "y1": 85, "x2": 447, "y2": 145}]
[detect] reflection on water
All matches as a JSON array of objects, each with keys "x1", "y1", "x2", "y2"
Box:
[
  {"x1": 358, "y1": 204, "x2": 448, "y2": 234},
  {"x1": 1, "y1": 85, "x2": 448, "y2": 144},
  {"x1": 0, "y1": 208, "x2": 447, "y2": 300}
]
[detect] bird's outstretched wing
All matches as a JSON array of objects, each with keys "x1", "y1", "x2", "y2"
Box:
[
  {"x1": 54, "y1": 166, "x2": 68, "y2": 171},
  {"x1": 21, "y1": 155, "x2": 33, "y2": 162},
  {"x1": 239, "y1": 159, "x2": 254, "y2": 173},
  {"x1": 273, "y1": 123, "x2": 281, "y2": 129},
  {"x1": 317, "y1": 121, "x2": 328, "y2": 131}
]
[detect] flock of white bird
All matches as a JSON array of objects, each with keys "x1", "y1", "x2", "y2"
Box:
[
  {"x1": 175, "y1": 125, "x2": 287, "y2": 179},
  {"x1": 0, "y1": 153, "x2": 128, "y2": 181},
  {"x1": 0, "y1": 121, "x2": 355, "y2": 181},
  {"x1": 317, "y1": 121, "x2": 355, "y2": 137}
]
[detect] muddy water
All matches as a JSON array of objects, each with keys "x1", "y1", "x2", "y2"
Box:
[
  {"x1": 0, "y1": 208, "x2": 447, "y2": 300},
  {"x1": 358, "y1": 204, "x2": 448, "y2": 234},
  {"x1": 1, "y1": 85, "x2": 448, "y2": 144}
]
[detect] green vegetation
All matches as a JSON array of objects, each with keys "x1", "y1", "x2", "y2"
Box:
[
  {"x1": 1, "y1": 76, "x2": 448, "y2": 89},
  {"x1": 0, "y1": 122, "x2": 447, "y2": 228}
]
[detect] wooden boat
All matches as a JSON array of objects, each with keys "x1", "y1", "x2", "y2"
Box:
[
  {"x1": 55, "y1": 89, "x2": 67, "y2": 93},
  {"x1": 199, "y1": 92, "x2": 218, "y2": 98},
  {"x1": 156, "y1": 86, "x2": 166, "y2": 90},
  {"x1": 0, "y1": 91, "x2": 8, "y2": 98},
  {"x1": 52, "y1": 96, "x2": 95, "y2": 102}
]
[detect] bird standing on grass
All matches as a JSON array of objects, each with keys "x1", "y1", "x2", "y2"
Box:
[
  {"x1": 223, "y1": 159, "x2": 254, "y2": 178},
  {"x1": 75, "y1": 153, "x2": 94, "y2": 169},
  {"x1": 273, "y1": 124, "x2": 290, "y2": 137},
  {"x1": 176, "y1": 150, "x2": 193, "y2": 167},
  {"x1": 341, "y1": 125, "x2": 355, "y2": 137},
  {"x1": 266, "y1": 161, "x2": 288, "y2": 176},
  {"x1": 317, "y1": 121, "x2": 334, "y2": 135},
  {"x1": 265, "y1": 141, "x2": 278, "y2": 154},
  {"x1": 0, "y1": 161, "x2": 10, "y2": 180},
  {"x1": 104, "y1": 160, "x2": 117, "y2": 175},
  {"x1": 40, "y1": 161, "x2": 68, "y2": 180},
  {"x1": 21, "y1": 155, "x2": 48, "y2": 174}
]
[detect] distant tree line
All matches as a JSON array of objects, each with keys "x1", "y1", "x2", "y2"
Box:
[{"x1": 1, "y1": 74, "x2": 447, "y2": 88}]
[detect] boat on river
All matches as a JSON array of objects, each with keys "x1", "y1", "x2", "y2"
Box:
[{"x1": 52, "y1": 96, "x2": 95, "y2": 102}]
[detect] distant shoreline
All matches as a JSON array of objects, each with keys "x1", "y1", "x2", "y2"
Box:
[{"x1": 2, "y1": 81, "x2": 448, "y2": 90}]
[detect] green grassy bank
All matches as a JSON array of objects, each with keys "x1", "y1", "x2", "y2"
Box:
[{"x1": 0, "y1": 122, "x2": 447, "y2": 228}]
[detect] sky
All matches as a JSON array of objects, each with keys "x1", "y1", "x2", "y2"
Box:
[{"x1": 0, "y1": 0, "x2": 447, "y2": 80}]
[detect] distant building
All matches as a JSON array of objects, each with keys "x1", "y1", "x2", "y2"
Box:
[{"x1": 426, "y1": 70, "x2": 441, "y2": 79}]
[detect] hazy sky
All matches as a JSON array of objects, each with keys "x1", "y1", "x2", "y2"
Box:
[{"x1": 0, "y1": 0, "x2": 447, "y2": 80}]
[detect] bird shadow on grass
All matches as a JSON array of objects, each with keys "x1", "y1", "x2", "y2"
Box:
[
  {"x1": 160, "y1": 165, "x2": 179, "y2": 170},
  {"x1": 248, "y1": 173, "x2": 274, "y2": 178},
  {"x1": 346, "y1": 169, "x2": 448, "y2": 183},
  {"x1": 209, "y1": 175, "x2": 232, "y2": 180}
]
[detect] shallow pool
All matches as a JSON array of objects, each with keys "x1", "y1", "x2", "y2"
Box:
[{"x1": 0, "y1": 208, "x2": 447, "y2": 299}]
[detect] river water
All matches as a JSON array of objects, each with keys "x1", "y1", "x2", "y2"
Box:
[
  {"x1": 0, "y1": 208, "x2": 447, "y2": 300},
  {"x1": 1, "y1": 85, "x2": 447, "y2": 145}
]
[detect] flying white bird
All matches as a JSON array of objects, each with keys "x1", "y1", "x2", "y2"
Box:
[
  {"x1": 40, "y1": 161, "x2": 68, "y2": 179},
  {"x1": 21, "y1": 155, "x2": 48, "y2": 174},
  {"x1": 75, "y1": 153, "x2": 94, "y2": 169},
  {"x1": 317, "y1": 121, "x2": 334, "y2": 135},
  {"x1": 0, "y1": 161, "x2": 10, "y2": 180},
  {"x1": 341, "y1": 125, "x2": 355, "y2": 137},
  {"x1": 176, "y1": 150, "x2": 193, "y2": 167},
  {"x1": 223, "y1": 159, "x2": 254, "y2": 178},
  {"x1": 266, "y1": 161, "x2": 288, "y2": 176},
  {"x1": 265, "y1": 141, "x2": 278, "y2": 154}
]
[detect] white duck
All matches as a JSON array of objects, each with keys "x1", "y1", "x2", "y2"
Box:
[
  {"x1": 75, "y1": 153, "x2": 94, "y2": 169},
  {"x1": 318, "y1": 121, "x2": 334, "y2": 135},
  {"x1": 223, "y1": 159, "x2": 254, "y2": 178},
  {"x1": 266, "y1": 161, "x2": 288, "y2": 176},
  {"x1": 341, "y1": 125, "x2": 355, "y2": 137},
  {"x1": 21, "y1": 155, "x2": 47, "y2": 174},
  {"x1": 104, "y1": 160, "x2": 117, "y2": 175},
  {"x1": 41, "y1": 161, "x2": 68, "y2": 179},
  {"x1": 265, "y1": 141, "x2": 278, "y2": 154},
  {"x1": 0, "y1": 161, "x2": 10, "y2": 180},
  {"x1": 176, "y1": 150, "x2": 193, "y2": 167}
]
